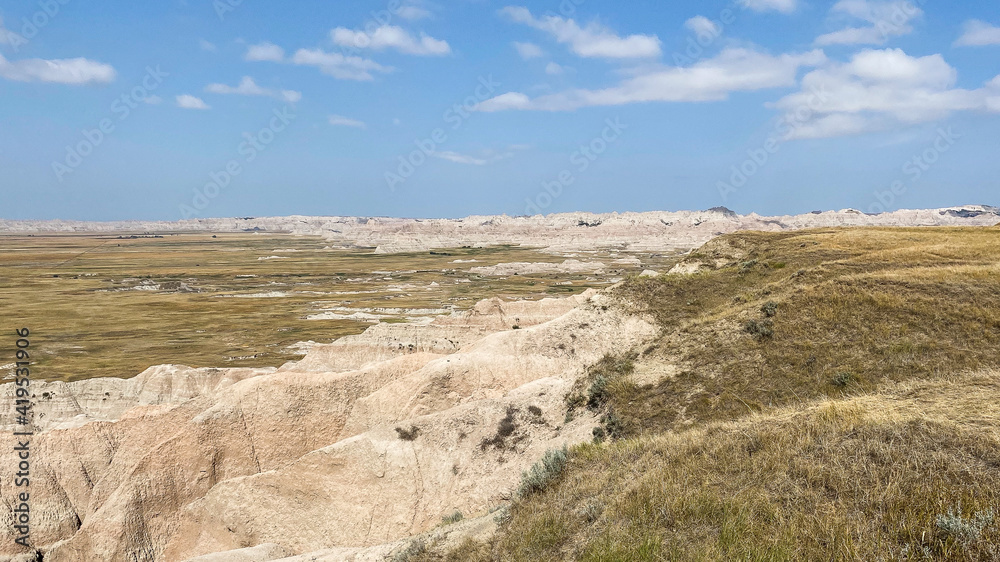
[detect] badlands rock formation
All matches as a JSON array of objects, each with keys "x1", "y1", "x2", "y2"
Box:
[
  {"x1": 1, "y1": 206, "x2": 998, "y2": 254},
  {"x1": 0, "y1": 291, "x2": 657, "y2": 561}
]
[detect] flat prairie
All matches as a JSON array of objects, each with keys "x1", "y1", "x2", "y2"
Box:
[{"x1": 0, "y1": 232, "x2": 670, "y2": 382}]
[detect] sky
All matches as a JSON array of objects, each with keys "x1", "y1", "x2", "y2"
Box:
[{"x1": 1, "y1": 0, "x2": 998, "y2": 221}]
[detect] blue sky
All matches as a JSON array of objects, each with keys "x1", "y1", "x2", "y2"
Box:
[{"x1": 1, "y1": 0, "x2": 998, "y2": 220}]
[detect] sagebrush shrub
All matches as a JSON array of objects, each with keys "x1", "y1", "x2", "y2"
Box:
[{"x1": 516, "y1": 447, "x2": 568, "y2": 498}]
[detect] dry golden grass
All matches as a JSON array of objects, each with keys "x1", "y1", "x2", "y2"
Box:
[
  {"x1": 0, "y1": 232, "x2": 667, "y2": 381},
  {"x1": 431, "y1": 227, "x2": 1000, "y2": 561},
  {"x1": 610, "y1": 227, "x2": 1000, "y2": 435},
  {"x1": 478, "y1": 373, "x2": 1000, "y2": 561}
]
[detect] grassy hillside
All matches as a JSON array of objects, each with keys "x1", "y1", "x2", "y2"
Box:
[{"x1": 424, "y1": 227, "x2": 1000, "y2": 561}]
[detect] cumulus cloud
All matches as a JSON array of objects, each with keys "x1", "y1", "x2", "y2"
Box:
[
  {"x1": 331, "y1": 25, "x2": 450, "y2": 56},
  {"x1": 291, "y1": 48, "x2": 393, "y2": 81},
  {"x1": 739, "y1": 0, "x2": 798, "y2": 14},
  {"x1": 205, "y1": 76, "x2": 301, "y2": 103},
  {"x1": 955, "y1": 20, "x2": 1000, "y2": 47},
  {"x1": 545, "y1": 62, "x2": 565, "y2": 75},
  {"x1": 176, "y1": 95, "x2": 210, "y2": 110},
  {"x1": 477, "y1": 48, "x2": 825, "y2": 112},
  {"x1": 815, "y1": 0, "x2": 922, "y2": 46},
  {"x1": 500, "y1": 6, "x2": 661, "y2": 59},
  {"x1": 143, "y1": 95, "x2": 163, "y2": 105},
  {"x1": 0, "y1": 53, "x2": 115, "y2": 84},
  {"x1": 774, "y1": 49, "x2": 999, "y2": 139},
  {"x1": 245, "y1": 42, "x2": 286, "y2": 62},
  {"x1": 328, "y1": 115, "x2": 367, "y2": 128},
  {"x1": 513, "y1": 41, "x2": 544, "y2": 59}
]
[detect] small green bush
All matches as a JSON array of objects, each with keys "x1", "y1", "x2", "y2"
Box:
[
  {"x1": 744, "y1": 319, "x2": 774, "y2": 340},
  {"x1": 587, "y1": 376, "x2": 609, "y2": 410},
  {"x1": 936, "y1": 505, "x2": 995, "y2": 543},
  {"x1": 832, "y1": 372, "x2": 852, "y2": 388},
  {"x1": 395, "y1": 426, "x2": 420, "y2": 441},
  {"x1": 392, "y1": 539, "x2": 427, "y2": 562},
  {"x1": 516, "y1": 446, "x2": 568, "y2": 499},
  {"x1": 592, "y1": 426, "x2": 606, "y2": 444},
  {"x1": 761, "y1": 301, "x2": 779, "y2": 318},
  {"x1": 442, "y1": 511, "x2": 464, "y2": 525},
  {"x1": 739, "y1": 259, "x2": 759, "y2": 273}
]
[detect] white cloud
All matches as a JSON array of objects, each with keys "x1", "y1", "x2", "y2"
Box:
[
  {"x1": 397, "y1": 4, "x2": 432, "y2": 20},
  {"x1": 774, "y1": 49, "x2": 1000, "y2": 139},
  {"x1": 331, "y1": 25, "x2": 450, "y2": 56},
  {"x1": 433, "y1": 148, "x2": 520, "y2": 166},
  {"x1": 815, "y1": 0, "x2": 922, "y2": 46},
  {"x1": 477, "y1": 48, "x2": 825, "y2": 111},
  {"x1": 205, "y1": 76, "x2": 301, "y2": 103},
  {"x1": 329, "y1": 115, "x2": 367, "y2": 128},
  {"x1": 955, "y1": 20, "x2": 1000, "y2": 47},
  {"x1": 0, "y1": 53, "x2": 115, "y2": 84},
  {"x1": 685, "y1": 16, "x2": 722, "y2": 38},
  {"x1": 199, "y1": 39, "x2": 217, "y2": 52},
  {"x1": 500, "y1": 6, "x2": 661, "y2": 59},
  {"x1": 143, "y1": 95, "x2": 163, "y2": 105},
  {"x1": 739, "y1": 0, "x2": 798, "y2": 14},
  {"x1": 513, "y1": 41, "x2": 544, "y2": 59},
  {"x1": 245, "y1": 42, "x2": 285, "y2": 62},
  {"x1": 545, "y1": 62, "x2": 565, "y2": 75},
  {"x1": 435, "y1": 151, "x2": 491, "y2": 165},
  {"x1": 176, "y1": 95, "x2": 210, "y2": 110},
  {"x1": 291, "y1": 48, "x2": 392, "y2": 81}
]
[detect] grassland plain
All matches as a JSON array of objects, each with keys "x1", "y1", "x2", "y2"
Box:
[
  {"x1": 0, "y1": 232, "x2": 671, "y2": 382},
  {"x1": 419, "y1": 227, "x2": 1000, "y2": 561}
]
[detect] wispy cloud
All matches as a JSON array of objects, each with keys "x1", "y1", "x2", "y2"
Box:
[
  {"x1": 815, "y1": 0, "x2": 922, "y2": 46},
  {"x1": 291, "y1": 48, "x2": 393, "y2": 81},
  {"x1": 245, "y1": 42, "x2": 285, "y2": 62},
  {"x1": 513, "y1": 41, "x2": 544, "y2": 59},
  {"x1": 176, "y1": 94, "x2": 210, "y2": 110},
  {"x1": 0, "y1": 53, "x2": 116, "y2": 84},
  {"x1": 739, "y1": 0, "x2": 798, "y2": 13},
  {"x1": 477, "y1": 48, "x2": 825, "y2": 111},
  {"x1": 397, "y1": 1, "x2": 433, "y2": 21},
  {"x1": 329, "y1": 114, "x2": 367, "y2": 128},
  {"x1": 205, "y1": 76, "x2": 301, "y2": 103},
  {"x1": 500, "y1": 7, "x2": 661, "y2": 59},
  {"x1": 433, "y1": 146, "x2": 527, "y2": 165},
  {"x1": 331, "y1": 25, "x2": 451, "y2": 56},
  {"x1": 955, "y1": 20, "x2": 1000, "y2": 47},
  {"x1": 199, "y1": 39, "x2": 217, "y2": 52}
]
